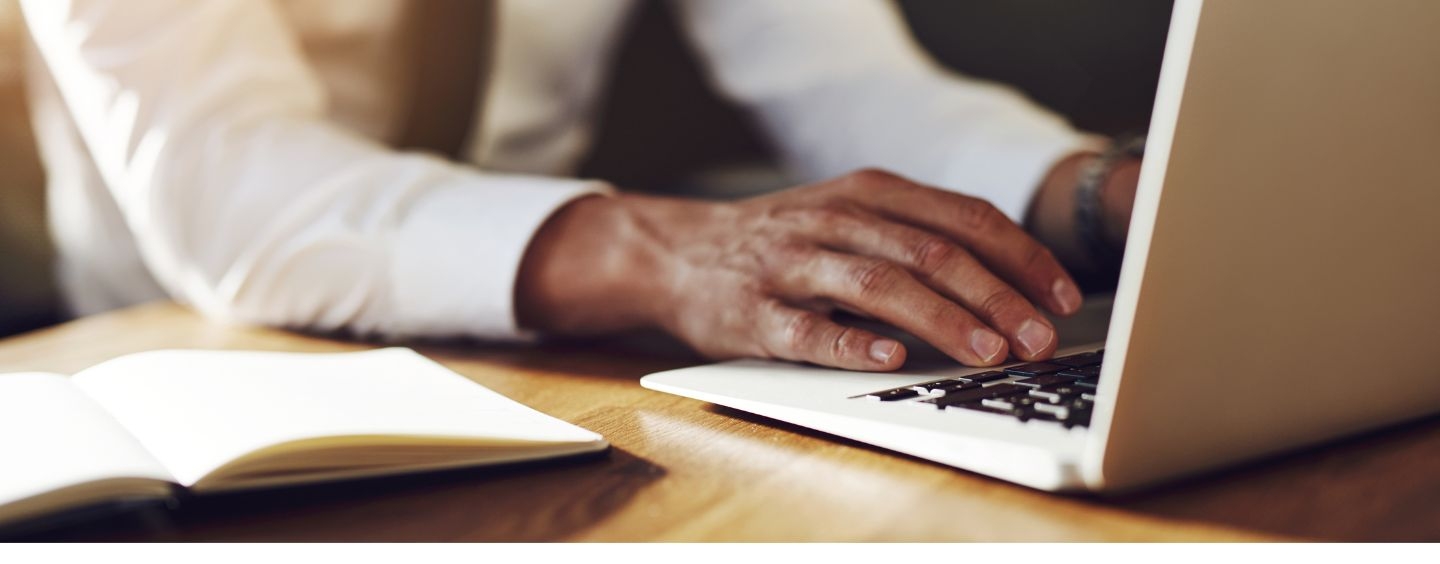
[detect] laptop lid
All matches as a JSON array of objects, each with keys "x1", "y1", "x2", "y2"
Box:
[{"x1": 1084, "y1": 0, "x2": 1440, "y2": 491}]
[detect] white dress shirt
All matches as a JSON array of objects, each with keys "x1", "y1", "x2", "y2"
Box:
[{"x1": 22, "y1": 0, "x2": 1091, "y2": 340}]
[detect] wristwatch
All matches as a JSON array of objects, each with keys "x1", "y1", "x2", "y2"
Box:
[{"x1": 1073, "y1": 134, "x2": 1146, "y2": 283}]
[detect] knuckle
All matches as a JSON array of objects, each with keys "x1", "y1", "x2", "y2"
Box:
[
  {"x1": 773, "y1": 240, "x2": 813, "y2": 261},
  {"x1": 921, "y1": 301, "x2": 962, "y2": 328},
  {"x1": 850, "y1": 259, "x2": 903, "y2": 299},
  {"x1": 794, "y1": 204, "x2": 860, "y2": 232},
  {"x1": 908, "y1": 236, "x2": 958, "y2": 278},
  {"x1": 760, "y1": 242, "x2": 816, "y2": 284},
  {"x1": 829, "y1": 326, "x2": 864, "y2": 363},
  {"x1": 781, "y1": 309, "x2": 823, "y2": 353},
  {"x1": 1022, "y1": 243, "x2": 1058, "y2": 272},
  {"x1": 977, "y1": 288, "x2": 1022, "y2": 319},
  {"x1": 845, "y1": 167, "x2": 900, "y2": 188},
  {"x1": 956, "y1": 198, "x2": 1005, "y2": 233},
  {"x1": 819, "y1": 204, "x2": 861, "y2": 227}
]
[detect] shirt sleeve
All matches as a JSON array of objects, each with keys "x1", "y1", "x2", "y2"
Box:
[
  {"x1": 672, "y1": 0, "x2": 1101, "y2": 222},
  {"x1": 20, "y1": 0, "x2": 610, "y2": 340}
]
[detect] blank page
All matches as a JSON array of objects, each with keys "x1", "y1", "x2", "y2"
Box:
[
  {"x1": 70, "y1": 348, "x2": 604, "y2": 486},
  {"x1": 0, "y1": 373, "x2": 173, "y2": 510}
]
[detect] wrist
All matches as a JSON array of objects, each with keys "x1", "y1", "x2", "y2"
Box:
[
  {"x1": 1026, "y1": 148, "x2": 1143, "y2": 284},
  {"x1": 1026, "y1": 151, "x2": 1099, "y2": 274},
  {"x1": 515, "y1": 193, "x2": 669, "y2": 335},
  {"x1": 1098, "y1": 157, "x2": 1142, "y2": 249}
]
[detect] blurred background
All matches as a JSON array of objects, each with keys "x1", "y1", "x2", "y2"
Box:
[
  {"x1": 0, "y1": 0, "x2": 1171, "y2": 338},
  {"x1": 581, "y1": 0, "x2": 1172, "y2": 194}
]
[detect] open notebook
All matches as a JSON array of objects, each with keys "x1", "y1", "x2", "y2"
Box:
[{"x1": 0, "y1": 348, "x2": 608, "y2": 531}]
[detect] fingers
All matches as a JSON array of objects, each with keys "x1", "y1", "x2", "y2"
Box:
[
  {"x1": 834, "y1": 170, "x2": 1084, "y2": 317},
  {"x1": 798, "y1": 209, "x2": 1058, "y2": 361},
  {"x1": 756, "y1": 300, "x2": 906, "y2": 371},
  {"x1": 772, "y1": 249, "x2": 1011, "y2": 366}
]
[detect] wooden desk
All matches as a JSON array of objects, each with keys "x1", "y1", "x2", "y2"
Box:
[{"x1": 4, "y1": 303, "x2": 1438, "y2": 541}]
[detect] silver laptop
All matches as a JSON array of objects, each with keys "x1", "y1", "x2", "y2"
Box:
[{"x1": 641, "y1": 0, "x2": 1440, "y2": 492}]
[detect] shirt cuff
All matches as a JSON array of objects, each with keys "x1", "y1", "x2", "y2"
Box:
[
  {"x1": 388, "y1": 170, "x2": 614, "y2": 341},
  {"x1": 942, "y1": 125, "x2": 1106, "y2": 223}
]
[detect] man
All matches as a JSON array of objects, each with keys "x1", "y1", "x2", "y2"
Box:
[{"x1": 22, "y1": 0, "x2": 1139, "y2": 371}]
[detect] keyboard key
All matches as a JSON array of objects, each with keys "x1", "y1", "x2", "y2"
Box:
[
  {"x1": 982, "y1": 395, "x2": 1041, "y2": 412},
  {"x1": 930, "y1": 383, "x2": 1029, "y2": 407},
  {"x1": 862, "y1": 388, "x2": 919, "y2": 401},
  {"x1": 907, "y1": 379, "x2": 962, "y2": 394},
  {"x1": 1063, "y1": 403, "x2": 1094, "y2": 428},
  {"x1": 1050, "y1": 353, "x2": 1102, "y2": 368},
  {"x1": 1018, "y1": 397, "x2": 1092, "y2": 427},
  {"x1": 1029, "y1": 384, "x2": 1083, "y2": 403},
  {"x1": 1058, "y1": 365, "x2": 1102, "y2": 380},
  {"x1": 1011, "y1": 374, "x2": 1078, "y2": 388},
  {"x1": 1064, "y1": 396, "x2": 1093, "y2": 411},
  {"x1": 932, "y1": 383, "x2": 982, "y2": 396},
  {"x1": 957, "y1": 371, "x2": 1007, "y2": 384},
  {"x1": 1024, "y1": 407, "x2": 1063, "y2": 424},
  {"x1": 1034, "y1": 401, "x2": 1071, "y2": 419},
  {"x1": 1080, "y1": 391, "x2": 1097, "y2": 402},
  {"x1": 911, "y1": 380, "x2": 980, "y2": 396},
  {"x1": 1003, "y1": 362, "x2": 1066, "y2": 377},
  {"x1": 950, "y1": 402, "x2": 1017, "y2": 418}
]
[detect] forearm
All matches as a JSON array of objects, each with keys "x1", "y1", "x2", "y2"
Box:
[{"x1": 124, "y1": 118, "x2": 607, "y2": 338}]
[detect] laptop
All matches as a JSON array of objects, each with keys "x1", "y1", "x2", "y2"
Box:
[{"x1": 641, "y1": 0, "x2": 1440, "y2": 493}]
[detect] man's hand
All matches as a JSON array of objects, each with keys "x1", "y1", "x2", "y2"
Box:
[{"x1": 517, "y1": 169, "x2": 1083, "y2": 371}]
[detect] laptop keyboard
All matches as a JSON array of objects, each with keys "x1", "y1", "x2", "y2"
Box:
[{"x1": 852, "y1": 350, "x2": 1103, "y2": 429}]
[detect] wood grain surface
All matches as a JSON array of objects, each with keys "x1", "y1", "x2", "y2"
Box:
[{"x1": 4, "y1": 303, "x2": 1437, "y2": 541}]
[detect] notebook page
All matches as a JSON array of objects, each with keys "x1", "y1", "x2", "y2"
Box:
[
  {"x1": 0, "y1": 373, "x2": 174, "y2": 508},
  {"x1": 70, "y1": 348, "x2": 604, "y2": 487}
]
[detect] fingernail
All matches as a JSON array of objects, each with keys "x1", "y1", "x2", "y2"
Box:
[
  {"x1": 1052, "y1": 278, "x2": 1083, "y2": 315},
  {"x1": 970, "y1": 329, "x2": 1005, "y2": 363},
  {"x1": 869, "y1": 339, "x2": 900, "y2": 364},
  {"x1": 1017, "y1": 318, "x2": 1054, "y2": 357}
]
